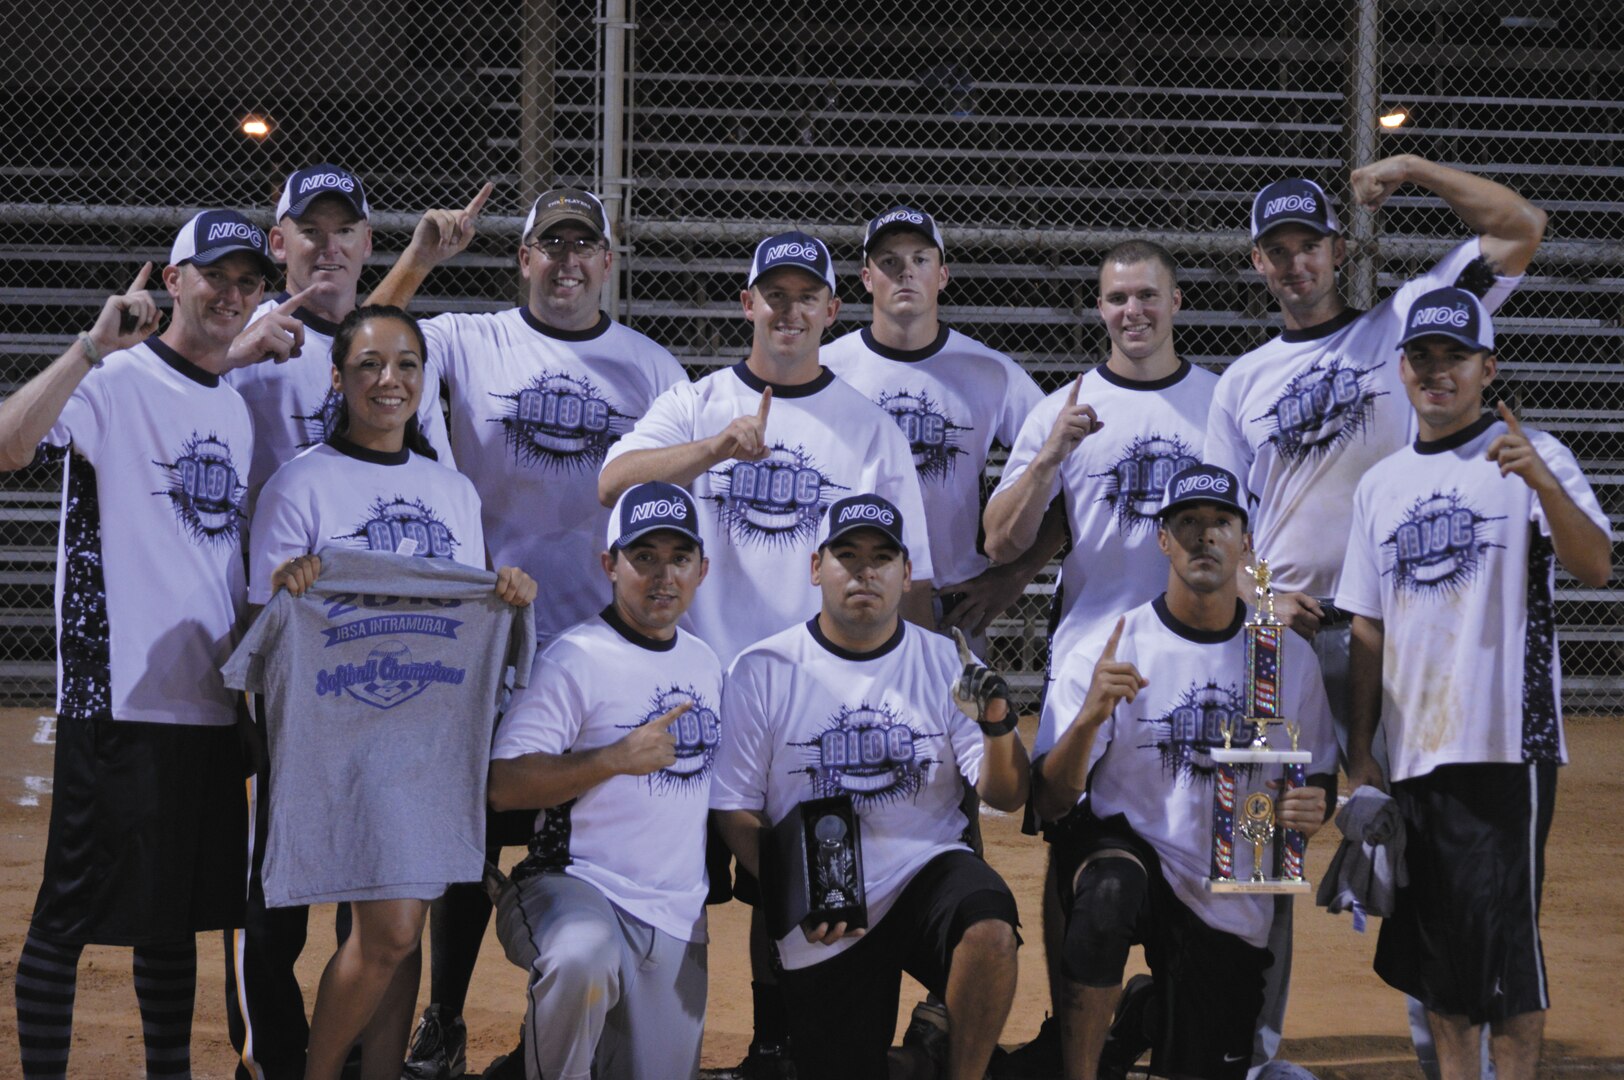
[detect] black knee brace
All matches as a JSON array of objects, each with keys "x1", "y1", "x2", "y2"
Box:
[{"x1": 1061, "y1": 856, "x2": 1147, "y2": 987}]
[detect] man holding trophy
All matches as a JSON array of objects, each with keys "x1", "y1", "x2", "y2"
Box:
[
  {"x1": 1033, "y1": 464, "x2": 1337, "y2": 1080},
  {"x1": 711, "y1": 493, "x2": 1029, "y2": 1080}
]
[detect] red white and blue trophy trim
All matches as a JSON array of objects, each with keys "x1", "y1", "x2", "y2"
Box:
[{"x1": 1208, "y1": 559, "x2": 1312, "y2": 895}]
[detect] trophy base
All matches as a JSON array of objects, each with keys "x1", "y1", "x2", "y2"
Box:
[
  {"x1": 1207, "y1": 879, "x2": 1312, "y2": 894},
  {"x1": 1210, "y1": 749, "x2": 1312, "y2": 765}
]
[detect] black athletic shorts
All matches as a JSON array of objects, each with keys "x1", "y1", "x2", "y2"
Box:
[
  {"x1": 1052, "y1": 809, "x2": 1271, "y2": 1080},
  {"x1": 32, "y1": 715, "x2": 248, "y2": 946},
  {"x1": 777, "y1": 849, "x2": 1019, "y2": 1080},
  {"x1": 1377, "y1": 761, "x2": 1556, "y2": 1025}
]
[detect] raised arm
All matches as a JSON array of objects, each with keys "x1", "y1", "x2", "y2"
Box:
[
  {"x1": 1351, "y1": 154, "x2": 1547, "y2": 276},
  {"x1": 984, "y1": 377, "x2": 1099, "y2": 563},
  {"x1": 1034, "y1": 618, "x2": 1146, "y2": 822},
  {"x1": 1487, "y1": 403, "x2": 1613, "y2": 587},
  {"x1": 0, "y1": 265, "x2": 160, "y2": 471},
  {"x1": 598, "y1": 386, "x2": 772, "y2": 506},
  {"x1": 367, "y1": 182, "x2": 494, "y2": 310}
]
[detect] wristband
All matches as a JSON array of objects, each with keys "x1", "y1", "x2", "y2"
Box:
[
  {"x1": 76, "y1": 332, "x2": 104, "y2": 369},
  {"x1": 977, "y1": 713, "x2": 1019, "y2": 738}
]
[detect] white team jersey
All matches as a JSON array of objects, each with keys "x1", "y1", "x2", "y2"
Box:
[
  {"x1": 1336, "y1": 416, "x2": 1606, "y2": 784},
  {"x1": 247, "y1": 440, "x2": 487, "y2": 604},
  {"x1": 42, "y1": 337, "x2": 252, "y2": 726},
  {"x1": 1205, "y1": 240, "x2": 1521, "y2": 598},
  {"x1": 993, "y1": 360, "x2": 1217, "y2": 728},
  {"x1": 228, "y1": 294, "x2": 454, "y2": 505},
  {"x1": 492, "y1": 610, "x2": 723, "y2": 943},
  {"x1": 822, "y1": 326, "x2": 1043, "y2": 587},
  {"x1": 711, "y1": 618, "x2": 984, "y2": 969},
  {"x1": 1044, "y1": 597, "x2": 1337, "y2": 947},
  {"x1": 421, "y1": 309, "x2": 686, "y2": 640},
  {"x1": 604, "y1": 363, "x2": 933, "y2": 664}
]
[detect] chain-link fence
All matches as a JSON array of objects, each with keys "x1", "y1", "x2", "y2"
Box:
[{"x1": 3, "y1": 1, "x2": 1621, "y2": 709}]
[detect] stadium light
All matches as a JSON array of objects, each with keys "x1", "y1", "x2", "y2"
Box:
[
  {"x1": 1379, "y1": 109, "x2": 1409, "y2": 130},
  {"x1": 240, "y1": 115, "x2": 272, "y2": 139}
]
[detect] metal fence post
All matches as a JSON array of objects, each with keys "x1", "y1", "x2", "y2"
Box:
[
  {"x1": 601, "y1": 0, "x2": 630, "y2": 317},
  {"x1": 1346, "y1": 0, "x2": 1382, "y2": 309}
]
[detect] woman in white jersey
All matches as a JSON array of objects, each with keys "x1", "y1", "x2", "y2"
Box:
[{"x1": 250, "y1": 305, "x2": 535, "y2": 1080}]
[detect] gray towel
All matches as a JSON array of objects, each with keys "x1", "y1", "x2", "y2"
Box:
[{"x1": 1315, "y1": 785, "x2": 1408, "y2": 917}]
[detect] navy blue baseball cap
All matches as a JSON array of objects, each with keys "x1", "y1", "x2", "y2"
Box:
[
  {"x1": 817, "y1": 493, "x2": 908, "y2": 556},
  {"x1": 1250, "y1": 179, "x2": 1341, "y2": 241},
  {"x1": 169, "y1": 210, "x2": 277, "y2": 276},
  {"x1": 607, "y1": 482, "x2": 703, "y2": 551},
  {"x1": 1397, "y1": 286, "x2": 1495, "y2": 353},
  {"x1": 277, "y1": 164, "x2": 369, "y2": 222},
  {"x1": 747, "y1": 231, "x2": 836, "y2": 292},
  {"x1": 863, "y1": 205, "x2": 946, "y2": 257},
  {"x1": 1158, "y1": 464, "x2": 1249, "y2": 527}
]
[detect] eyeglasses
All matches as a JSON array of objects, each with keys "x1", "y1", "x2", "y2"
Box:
[{"x1": 527, "y1": 236, "x2": 607, "y2": 260}]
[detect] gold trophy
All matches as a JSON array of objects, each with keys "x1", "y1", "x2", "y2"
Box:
[{"x1": 1207, "y1": 559, "x2": 1312, "y2": 894}]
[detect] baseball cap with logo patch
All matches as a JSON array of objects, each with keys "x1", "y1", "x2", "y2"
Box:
[
  {"x1": 747, "y1": 230, "x2": 837, "y2": 292},
  {"x1": 276, "y1": 164, "x2": 369, "y2": 222},
  {"x1": 817, "y1": 493, "x2": 908, "y2": 556},
  {"x1": 1250, "y1": 178, "x2": 1341, "y2": 242},
  {"x1": 607, "y1": 481, "x2": 703, "y2": 552},
  {"x1": 1397, "y1": 286, "x2": 1494, "y2": 353},
  {"x1": 523, "y1": 187, "x2": 613, "y2": 245},
  {"x1": 862, "y1": 205, "x2": 946, "y2": 258},
  {"x1": 169, "y1": 210, "x2": 278, "y2": 277},
  {"x1": 1157, "y1": 464, "x2": 1249, "y2": 527}
]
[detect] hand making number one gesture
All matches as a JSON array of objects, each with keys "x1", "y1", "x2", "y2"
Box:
[
  {"x1": 1076, "y1": 617, "x2": 1148, "y2": 731},
  {"x1": 1486, "y1": 400, "x2": 1556, "y2": 493},
  {"x1": 711, "y1": 386, "x2": 773, "y2": 463}
]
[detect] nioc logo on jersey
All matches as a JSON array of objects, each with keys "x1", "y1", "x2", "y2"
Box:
[
  {"x1": 877, "y1": 389, "x2": 968, "y2": 482},
  {"x1": 1092, "y1": 434, "x2": 1199, "y2": 535},
  {"x1": 153, "y1": 432, "x2": 247, "y2": 547},
  {"x1": 335, "y1": 497, "x2": 459, "y2": 559},
  {"x1": 294, "y1": 388, "x2": 344, "y2": 448},
  {"x1": 1141, "y1": 680, "x2": 1252, "y2": 783},
  {"x1": 1257, "y1": 355, "x2": 1386, "y2": 461},
  {"x1": 1382, "y1": 490, "x2": 1504, "y2": 599},
  {"x1": 709, "y1": 444, "x2": 845, "y2": 547},
  {"x1": 490, "y1": 372, "x2": 633, "y2": 471},
  {"x1": 314, "y1": 638, "x2": 466, "y2": 709},
  {"x1": 792, "y1": 702, "x2": 939, "y2": 807},
  {"x1": 617, "y1": 686, "x2": 721, "y2": 793}
]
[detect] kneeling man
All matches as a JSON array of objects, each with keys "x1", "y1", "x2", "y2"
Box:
[
  {"x1": 489, "y1": 482, "x2": 722, "y2": 1080},
  {"x1": 712, "y1": 493, "x2": 1029, "y2": 1080},
  {"x1": 1035, "y1": 465, "x2": 1337, "y2": 1080}
]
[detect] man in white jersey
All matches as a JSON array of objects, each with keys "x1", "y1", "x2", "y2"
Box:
[
  {"x1": 369, "y1": 184, "x2": 690, "y2": 1076},
  {"x1": 488, "y1": 482, "x2": 722, "y2": 1080},
  {"x1": 712, "y1": 493, "x2": 1027, "y2": 1080},
  {"x1": 1204, "y1": 156, "x2": 1546, "y2": 1070},
  {"x1": 822, "y1": 205, "x2": 1053, "y2": 651},
  {"x1": 1034, "y1": 464, "x2": 1336, "y2": 1080},
  {"x1": 0, "y1": 215, "x2": 275, "y2": 1079},
  {"x1": 601, "y1": 230, "x2": 933, "y2": 663},
  {"x1": 982, "y1": 239, "x2": 1218, "y2": 1078},
  {"x1": 603, "y1": 230, "x2": 932, "y2": 1078},
  {"x1": 1337, "y1": 290, "x2": 1610, "y2": 1080},
  {"x1": 229, "y1": 164, "x2": 453, "y2": 510}
]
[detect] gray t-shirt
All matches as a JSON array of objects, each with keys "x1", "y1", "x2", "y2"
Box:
[{"x1": 222, "y1": 546, "x2": 536, "y2": 907}]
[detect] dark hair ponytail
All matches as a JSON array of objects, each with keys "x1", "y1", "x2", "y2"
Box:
[{"x1": 328, "y1": 304, "x2": 439, "y2": 461}]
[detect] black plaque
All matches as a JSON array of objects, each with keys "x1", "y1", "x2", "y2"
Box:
[{"x1": 763, "y1": 794, "x2": 867, "y2": 940}]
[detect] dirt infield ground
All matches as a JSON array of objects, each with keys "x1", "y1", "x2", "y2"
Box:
[{"x1": 1, "y1": 708, "x2": 1620, "y2": 1077}]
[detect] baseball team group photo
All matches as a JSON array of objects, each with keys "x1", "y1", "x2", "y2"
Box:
[{"x1": 1, "y1": 3, "x2": 1622, "y2": 1080}]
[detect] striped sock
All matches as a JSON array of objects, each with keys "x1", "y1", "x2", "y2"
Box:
[
  {"x1": 15, "y1": 932, "x2": 82, "y2": 1080},
  {"x1": 133, "y1": 941, "x2": 196, "y2": 1079}
]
